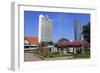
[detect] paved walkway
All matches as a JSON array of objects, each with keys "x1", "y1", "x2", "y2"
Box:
[
  {"x1": 45, "y1": 56, "x2": 73, "y2": 60},
  {"x1": 24, "y1": 52, "x2": 73, "y2": 61},
  {"x1": 24, "y1": 52, "x2": 43, "y2": 62}
]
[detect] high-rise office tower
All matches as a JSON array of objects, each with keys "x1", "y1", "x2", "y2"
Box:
[
  {"x1": 38, "y1": 15, "x2": 52, "y2": 42},
  {"x1": 74, "y1": 20, "x2": 82, "y2": 40}
]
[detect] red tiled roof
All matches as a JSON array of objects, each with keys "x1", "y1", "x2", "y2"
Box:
[{"x1": 25, "y1": 36, "x2": 38, "y2": 45}]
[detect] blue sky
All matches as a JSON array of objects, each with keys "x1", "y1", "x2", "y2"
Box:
[{"x1": 24, "y1": 11, "x2": 90, "y2": 42}]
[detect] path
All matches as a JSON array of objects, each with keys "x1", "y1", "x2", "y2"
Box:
[{"x1": 24, "y1": 52, "x2": 43, "y2": 61}]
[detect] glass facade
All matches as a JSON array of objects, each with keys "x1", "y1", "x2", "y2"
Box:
[{"x1": 74, "y1": 20, "x2": 82, "y2": 40}]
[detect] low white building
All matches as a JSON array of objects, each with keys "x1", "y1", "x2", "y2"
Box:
[{"x1": 24, "y1": 36, "x2": 38, "y2": 52}]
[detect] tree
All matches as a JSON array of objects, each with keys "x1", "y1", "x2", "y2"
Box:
[
  {"x1": 82, "y1": 22, "x2": 90, "y2": 43},
  {"x1": 38, "y1": 41, "x2": 47, "y2": 47},
  {"x1": 58, "y1": 38, "x2": 69, "y2": 42},
  {"x1": 47, "y1": 41, "x2": 53, "y2": 45}
]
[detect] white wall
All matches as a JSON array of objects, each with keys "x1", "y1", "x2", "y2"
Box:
[{"x1": 0, "y1": 0, "x2": 100, "y2": 73}]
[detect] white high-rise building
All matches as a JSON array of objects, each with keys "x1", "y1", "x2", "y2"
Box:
[{"x1": 38, "y1": 15, "x2": 52, "y2": 42}]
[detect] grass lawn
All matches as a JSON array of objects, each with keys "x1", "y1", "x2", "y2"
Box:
[
  {"x1": 33, "y1": 51, "x2": 90, "y2": 59},
  {"x1": 33, "y1": 51, "x2": 72, "y2": 58},
  {"x1": 73, "y1": 53, "x2": 90, "y2": 59}
]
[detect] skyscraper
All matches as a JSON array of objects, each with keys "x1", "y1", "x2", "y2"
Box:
[
  {"x1": 74, "y1": 20, "x2": 82, "y2": 40},
  {"x1": 38, "y1": 15, "x2": 52, "y2": 42}
]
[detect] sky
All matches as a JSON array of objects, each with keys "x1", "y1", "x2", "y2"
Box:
[{"x1": 24, "y1": 11, "x2": 90, "y2": 42}]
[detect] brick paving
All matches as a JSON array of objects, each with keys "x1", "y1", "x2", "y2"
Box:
[
  {"x1": 24, "y1": 52, "x2": 43, "y2": 61},
  {"x1": 24, "y1": 52, "x2": 73, "y2": 61}
]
